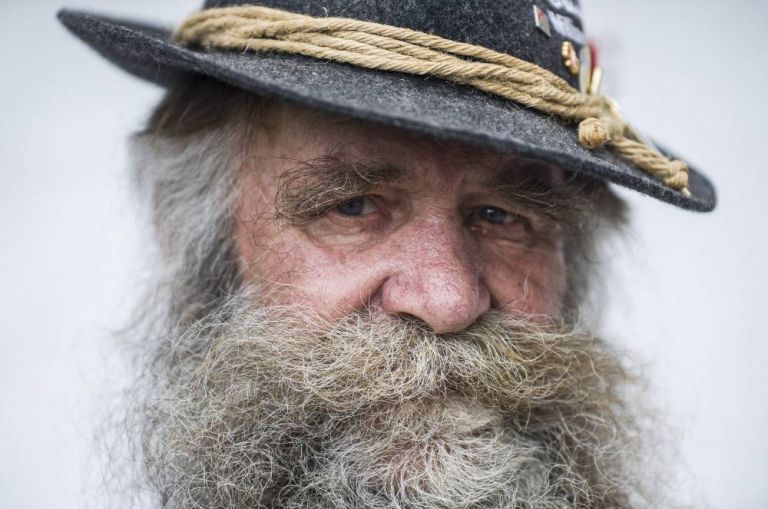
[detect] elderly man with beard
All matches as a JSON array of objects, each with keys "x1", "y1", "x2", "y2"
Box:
[{"x1": 60, "y1": 0, "x2": 716, "y2": 508}]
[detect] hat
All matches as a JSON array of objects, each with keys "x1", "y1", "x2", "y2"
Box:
[{"x1": 58, "y1": 0, "x2": 716, "y2": 212}]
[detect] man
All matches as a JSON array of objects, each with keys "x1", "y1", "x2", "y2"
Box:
[{"x1": 60, "y1": 1, "x2": 716, "y2": 507}]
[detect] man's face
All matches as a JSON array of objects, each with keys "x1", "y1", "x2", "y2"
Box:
[
  {"x1": 234, "y1": 102, "x2": 568, "y2": 328},
  {"x1": 125, "y1": 92, "x2": 653, "y2": 509}
]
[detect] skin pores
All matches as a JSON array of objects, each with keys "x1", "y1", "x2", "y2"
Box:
[{"x1": 235, "y1": 102, "x2": 568, "y2": 332}]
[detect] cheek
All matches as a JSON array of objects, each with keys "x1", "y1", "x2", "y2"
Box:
[
  {"x1": 485, "y1": 244, "x2": 567, "y2": 316},
  {"x1": 235, "y1": 210, "x2": 384, "y2": 314},
  {"x1": 235, "y1": 170, "x2": 389, "y2": 316}
]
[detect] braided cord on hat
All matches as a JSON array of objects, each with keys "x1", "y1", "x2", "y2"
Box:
[{"x1": 174, "y1": 5, "x2": 690, "y2": 195}]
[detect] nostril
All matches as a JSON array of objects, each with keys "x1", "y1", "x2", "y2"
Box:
[
  {"x1": 378, "y1": 254, "x2": 491, "y2": 334},
  {"x1": 395, "y1": 312, "x2": 432, "y2": 330},
  {"x1": 488, "y1": 291, "x2": 502, "y2": 310}
]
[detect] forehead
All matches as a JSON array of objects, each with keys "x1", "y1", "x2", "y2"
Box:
[{"x1": 256, "y1": 99, "x2": 564, "y2": 186}]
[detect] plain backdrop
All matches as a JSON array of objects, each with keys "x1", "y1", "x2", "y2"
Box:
[{"x1": 1, "y1": 0, "x2": 766, "y2": 507}]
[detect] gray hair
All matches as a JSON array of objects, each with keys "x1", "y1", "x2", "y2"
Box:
[
  {"x1": 130, "y1": 78, "x2": 266, "y2": 329},
  {"x1": 102, "y1": 77, "x2": 657, "y2": 509}
]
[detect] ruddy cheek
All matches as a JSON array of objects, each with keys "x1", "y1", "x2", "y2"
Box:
[
  {"x1": 522, "y1": 254, "x2": 567, "y2": 315},
  {"x1": 239, "y1": 230, "x2": 377, "y2": 313},
  {"x1": 490, "y1": 249, "x2": 566, "y2": 316},
  {"x1": 234, "y1": 205, "x2": 313, "y2": 298}
]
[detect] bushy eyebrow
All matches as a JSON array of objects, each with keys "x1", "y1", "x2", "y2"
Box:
[
  {"x1": 486, "y1": 159, "x2": 591, "y2": 226},
  {"x1": 274, "y1": 154, "x2": 591, "y2": 229},
  {"x1": 275, "y1": 157, "x2": 405, "y2": 224}
]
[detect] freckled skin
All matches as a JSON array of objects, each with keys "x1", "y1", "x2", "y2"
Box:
[{"x1": 235, "y1": 103, "x2": 567, "y2": 332}]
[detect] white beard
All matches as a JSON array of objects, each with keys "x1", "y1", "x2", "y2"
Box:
[
  {"x1": 122, "y1": 298, "x2": 656, "y2": 508},
  {"x1": 289, "y1": 398, "x2": 575, "y2": 509}
]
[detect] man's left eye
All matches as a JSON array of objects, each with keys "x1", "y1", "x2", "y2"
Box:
[
  {"x1": 468, "y1": 205, "x2": 534, "y2": 243},
  {"x1": 477, "y1": 206, "x2": 512, "y2": 225}
]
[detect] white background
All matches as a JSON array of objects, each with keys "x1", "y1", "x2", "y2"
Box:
[{"x1": 1, "y1": 0, "x2": 766, "y2": 507}]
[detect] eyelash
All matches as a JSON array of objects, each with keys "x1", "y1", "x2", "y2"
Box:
[
  {"x1": 319, "y1": 195, "x2": 391, "y2": 233},
  {"x1": 333, "y1": 196, "x2": 377, "y2": 217},
  {"x1": 466, "y1": 207, "x2": 534, "y2": 242}
]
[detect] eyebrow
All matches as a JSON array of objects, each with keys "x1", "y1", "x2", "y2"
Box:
[
  {"x1": 486, "y1": 158, "x2": 591, "y2": 224},
  {"x1": 274, "y1": 154, "x2": 590, "y2": 227},
  {"x1": 275, "y1": 157, "x2": 406, "y2": 224}
]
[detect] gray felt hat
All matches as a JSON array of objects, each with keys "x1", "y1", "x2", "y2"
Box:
[{"x1": 58, "y1": 0, "x2": 716, "y2": 212}]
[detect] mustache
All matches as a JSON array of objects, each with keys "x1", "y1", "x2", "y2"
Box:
[{"x1": 179, "y1": 304, "x2": 624, "y2": 419}]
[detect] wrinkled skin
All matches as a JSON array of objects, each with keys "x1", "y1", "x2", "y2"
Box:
[
  {"x1": 121, "y1": 94, "x2": 659, "y2": 509},
  {"x1": 235, "y1": 103, "x2": 568, "y2": 330}
]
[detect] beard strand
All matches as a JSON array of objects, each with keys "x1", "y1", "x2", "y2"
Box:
[{"x1": 127, "y1": 292, "x2": 653, "y2": 508}]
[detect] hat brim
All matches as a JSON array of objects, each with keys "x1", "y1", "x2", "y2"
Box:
[{"x1": 58, "y1": 9, "x2": 716, "y2": 212}]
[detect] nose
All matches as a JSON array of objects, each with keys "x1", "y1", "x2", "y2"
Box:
[{"x1": 377, "y1": 218, "x2": 491, "y2": 333}]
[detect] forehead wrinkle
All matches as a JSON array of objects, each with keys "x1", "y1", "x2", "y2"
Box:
[
  {"x1": 320, "y1": 111, "x2": 499, "y2": 176},
  {"x1": 271, "y1": 104, "x2": 570, "y2": 212}
]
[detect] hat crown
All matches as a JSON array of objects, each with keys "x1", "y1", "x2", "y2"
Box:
[{"x1": 202, "y1": 0, "x2": 587, "y2": 86}]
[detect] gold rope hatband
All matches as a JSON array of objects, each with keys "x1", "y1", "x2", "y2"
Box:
[{"x1": 174, "y1": 5, "x2": 690, "y2": 196}]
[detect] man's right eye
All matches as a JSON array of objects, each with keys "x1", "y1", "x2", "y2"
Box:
[{"x1": 334, "y1": 196, "x2": 376, "y2": 216}]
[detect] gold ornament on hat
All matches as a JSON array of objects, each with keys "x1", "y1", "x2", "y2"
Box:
[{"x1": 561, "y1": 41, "x2": 580, "y2": 75}]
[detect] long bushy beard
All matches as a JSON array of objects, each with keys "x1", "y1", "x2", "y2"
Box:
[{"x1": 128, "y1": 291, "x2": 653, "y2": 509}]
